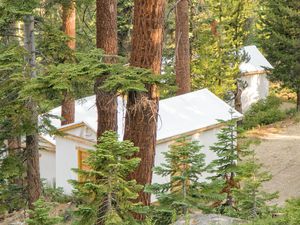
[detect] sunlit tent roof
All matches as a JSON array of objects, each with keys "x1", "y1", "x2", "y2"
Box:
[
  {"x1": 43, "y1": 89, "x2": 242, "y2": 144},
  {"x1": 239, "y1": 45, "x2": 273, "y2": 73}
]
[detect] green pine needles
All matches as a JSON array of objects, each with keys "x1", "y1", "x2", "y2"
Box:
[
  {"x1": 192, "y1": 0, "x2": 257, "y2": 99},
  {"x1": 232, "y1": 151, "x2": 278, "y2": 219},
  {"x1": 26, "y1": 198, "x2": 62, "y2": 225},
  {"x1": 207, "y1": 117, "x2": 241, "y2": 211},
  {"x1": 259, "y1": 0, "x2": 300, "y2": 109},
  {"x1": 70, "y1": 131, "x2": 143, "y2": 225},
  {"x1": 0, "y1": 151, "x2": 25, "y2": 214},
  {"x1": 207, "y1": 116, "x2": 277, "y2": 219},
  {"x1": 146, "y1": 138, "x2": 210, "y2": 223}
]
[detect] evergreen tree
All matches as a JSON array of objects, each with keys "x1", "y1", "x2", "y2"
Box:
[
  {"x1": 26, "y1": 198, "x2": 62, "y2": 225},
  {"x1": 0, "y1": 10, "x2": 28, "y2": 215},
  {"x1": 206, "y1": 115, "x2": 245, "y2": 212},
  {"x1": 70, "y1": 131, "x2": 142, "y2": 225},
  {"x1": 192, "y1": 0, "x2": 258, "y2": 103},
  {"x1": 259, "y1": 0, "x2": 300, "y2": 111},
  {"x1": 0, "y1": 0, "x2": 42, "y2": 209},
  {"x1": 207, "y1": 115, "x2": 277, "y2": 218},
  {"x1": 124, "y1": 0, "x2": 166, "y2": 207},
  {"x1": 146, "y1": 138, "x2": 212, "y2": 223},
  {"x1": 0, "y1": 149, "x2": 25, "y2": 214},
  {"x1": 232, "y1": 151, "x2": 278, "y2": 219}
]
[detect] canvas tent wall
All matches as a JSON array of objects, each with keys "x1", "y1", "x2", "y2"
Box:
[
  {"x1": 38, "y1": 137, "x2": 56, "y2": 187},
  {"x1": 55, "y1": 122, "x2": 97, "y2": 194},
  {"x1": 43, "y1": 89, "x2": 242, "y2": 199},
  {"x1": 239, "y1": 45, "x2": 273, "y2": 112}
]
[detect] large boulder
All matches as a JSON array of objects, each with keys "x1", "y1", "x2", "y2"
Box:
[{"x1": 175, "y1": 213, "x2": 246, "y2": 225}]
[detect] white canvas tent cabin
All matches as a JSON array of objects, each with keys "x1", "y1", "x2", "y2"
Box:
[
  {"x1": 239, "y1": 45, "x2": 273, "y2": 112},
  {"x1": 41, "y1": 88, "x2": 242, "y2": 200}
]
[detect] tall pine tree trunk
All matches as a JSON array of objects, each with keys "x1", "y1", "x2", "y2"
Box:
[
  {"x1": 95, "y1": 2, "x2": 118, "y2": 224},
  {"x1": 24, "y1": 15, "x2": 41, "y2": 209},
  {"x1": 124, "y1": 0, "x2": 166, "y2": 206},
  {"x1": 95, "y1": 0, "x2": 118, "y2": 138},
  {"x1": 175, "y1": 0, "x2": 191, "y2": 95},
  {"x1": 61, "y1": 0, "x2": 76, "y2": 126}
]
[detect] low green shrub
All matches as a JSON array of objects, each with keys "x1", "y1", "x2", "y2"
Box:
[
  {"x1": 249, "y1": 198, "x2": 300, "y2": 225},
  {"x1": 26, "y1": 198, "x2": 62, "y2": 225},
  {"x1": 42, "y1": 182, "x2": 72, "y2": 203},
  {"x1": 146, "y1": 208, "x2": 176, "y2": 225},
  {"x1": 242, "y1": 96, "x2": 286, "y2": 130}
]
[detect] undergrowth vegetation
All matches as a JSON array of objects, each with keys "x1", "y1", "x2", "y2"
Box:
[
  {"x1": 2, "y1": 126, "x2": 300, "y2": 225},
  {"x1": 249, "y1": 198, "x2": 300, "y2": 225},
  {"x1": 42, "y1": 183, "x2": 73, "y2": 204},
  {"x1": 26, "y1": 198, "x2": 62, "y2": 225},
  {"x1": 241, "y1": 96, "x2": 296, "y2": 130}
]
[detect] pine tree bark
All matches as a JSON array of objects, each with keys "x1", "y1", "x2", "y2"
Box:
[
  {"x1": 175, "y1": 0, "x2": 191, "y2": 95},
  {"x1": 95, "y1": 2, "x2": 118, "y2": 224},
  {"x1": 235, "y1": 85, "x2": 243, "y2": 114},
  {"x1": 24, "y1": 15, "x2": 41, "y2": 209},
  {"x1": 61, "y1": 0, "x2": 76, "y2": 126},
  {"x1": 124, "y1": 0, "x2": 166, "y2": 206},
  {"x1": 297, "y1": 90, "x2": 300, "y2": 112},
  {"x1": 95, "y1": 0, "x2": 118, "y2": 138}
]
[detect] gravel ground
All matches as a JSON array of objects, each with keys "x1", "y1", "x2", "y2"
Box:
[{"x1": 249, "y1": 120, "x2": 300, "y2": 206}]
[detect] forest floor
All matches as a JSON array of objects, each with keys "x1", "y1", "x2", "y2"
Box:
[
  {"x1": 246, "y1": 102, "x2": 300, "y2": 206},
  {"x1": 0, "y1": 203, "x2": 74, "y2": 225}
]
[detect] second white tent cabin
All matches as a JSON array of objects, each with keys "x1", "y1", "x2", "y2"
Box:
[
  {"x1": 41, "y1": 88, "x2": 242, "y2": 201},
  {"x1": 239, "y1": 45, "x2": 273, "y2": 112}
]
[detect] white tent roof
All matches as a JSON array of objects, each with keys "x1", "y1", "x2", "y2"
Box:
[
  {"x1": 43, "y1": 89, "x2": 242, "y2": 144},
  {"x1": 239, "y1": 45, "x2": 273, "y2": 73}
]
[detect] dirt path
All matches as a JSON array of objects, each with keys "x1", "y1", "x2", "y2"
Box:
[{"x1": 248, "y1": 120, "x2": 300, "y2": 206}]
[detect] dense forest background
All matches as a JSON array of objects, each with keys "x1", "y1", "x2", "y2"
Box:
[{"x1": 0, "y1": 0, "x2": 299, "y2": 224}]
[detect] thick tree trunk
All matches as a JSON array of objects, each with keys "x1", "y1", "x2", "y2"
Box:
[
  {"x1": 297, "y1": 90, "x2": 300, "y2": 112},
  {"x1": 62, "y1": 1, "x2": 76, "y2": 50},
  {"x1": 95, "y1": 0, "x2": 118, "y2": 139},
  {"x1": 175, "y1": 0, "x2": 191, "y2": 95},
  {"x1": 124, "y1": 0, "x2": 166, "y2": 207},
  {"x1": 61, "y1": 92, "x2": 75, "y2": 126},
  {"x1": 95, "y1": 2, "x2": 118, "y2": 224},
  {"x1": 61, "y1": 1, "x2": 76, "y2": 126},
  {"x1": 24, "y1": 15, "x2": 41, "y2": 209},
  {"x1": 26, "y1": 133, "x2": 41, "y2": 209}
]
